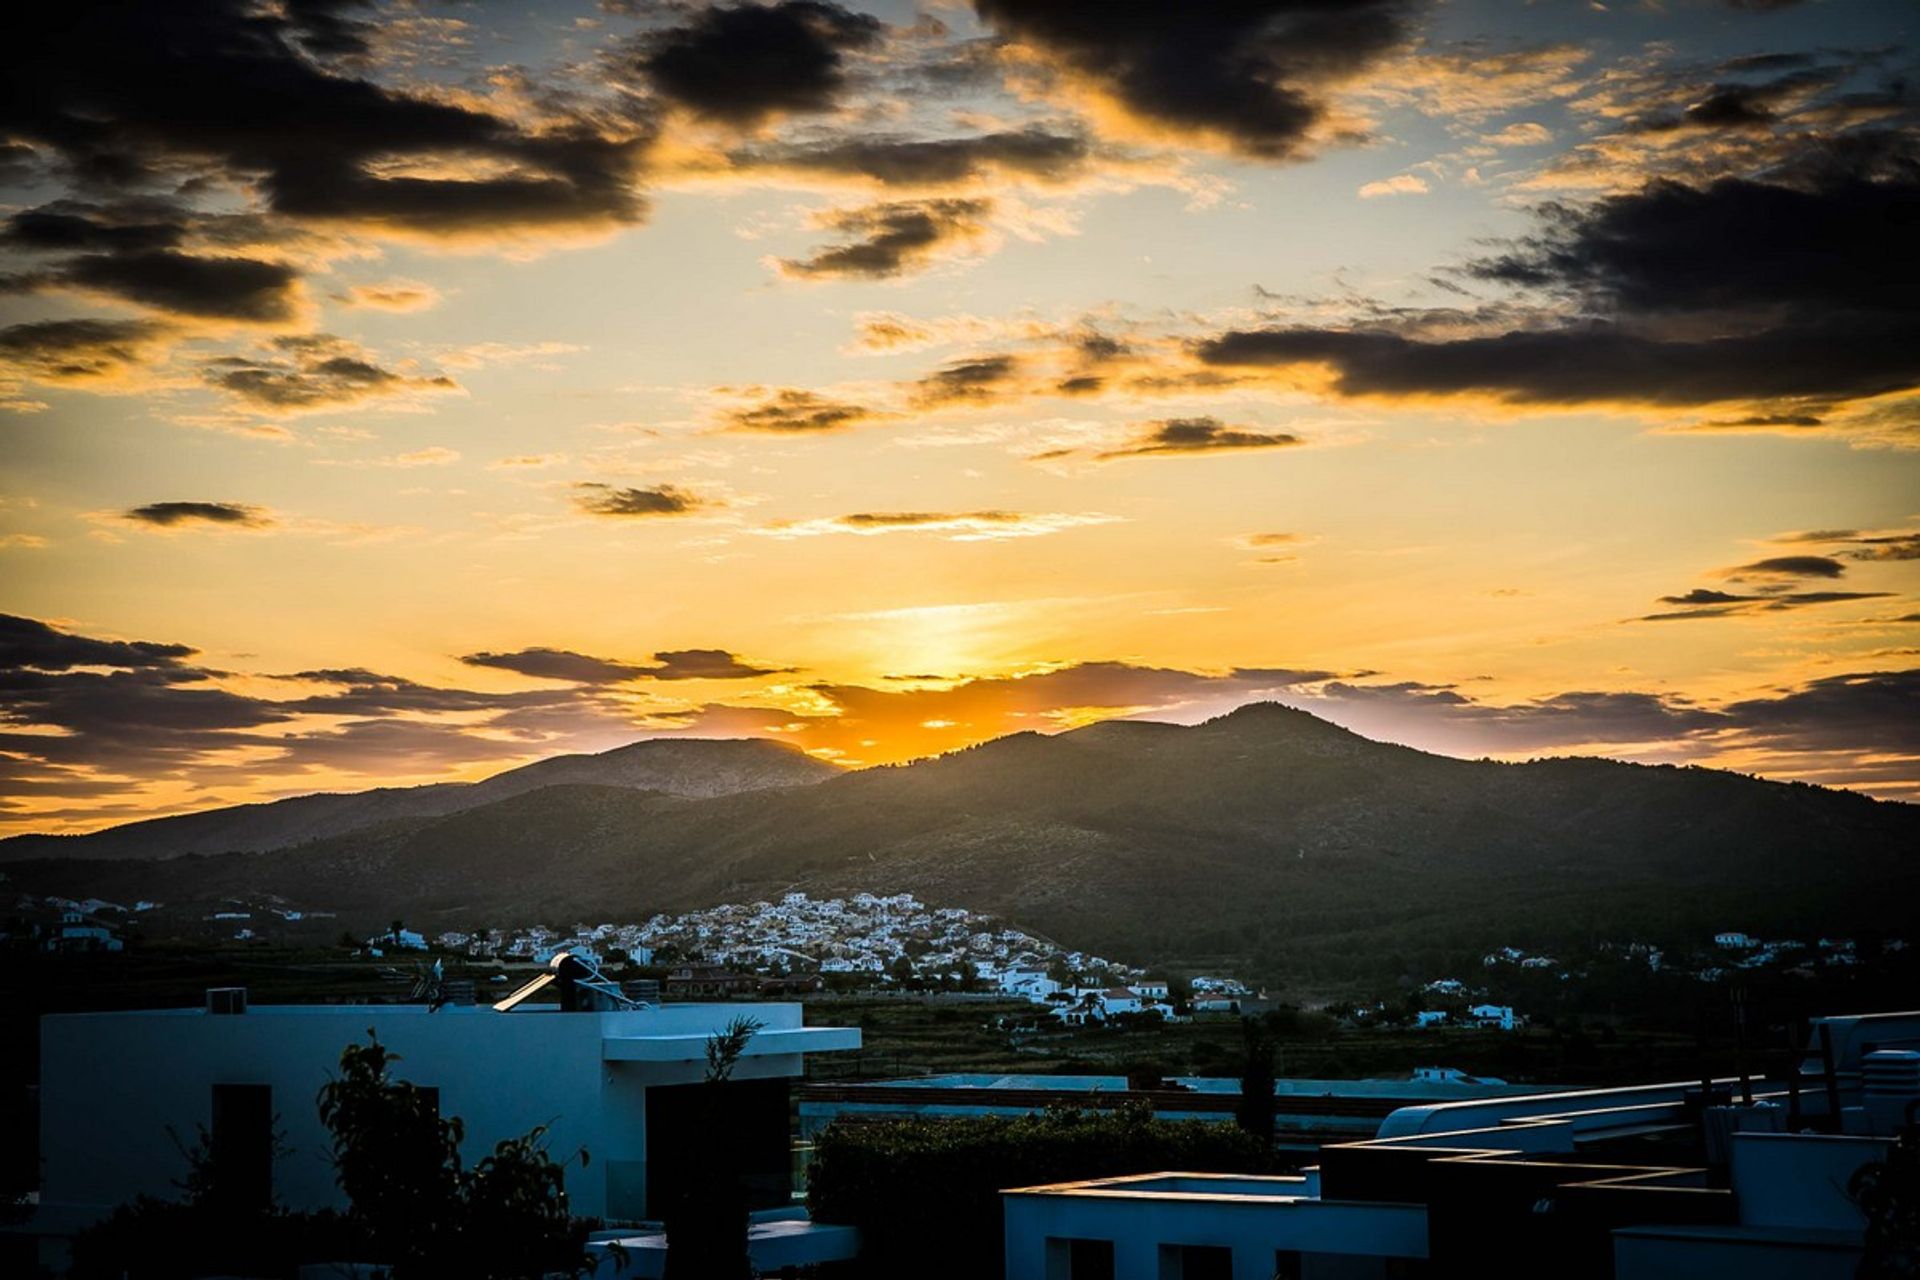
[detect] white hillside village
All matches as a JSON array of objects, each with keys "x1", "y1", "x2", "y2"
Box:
[{"x1": 423, "y1": 891, "x2": 1240, "y2": 1023}]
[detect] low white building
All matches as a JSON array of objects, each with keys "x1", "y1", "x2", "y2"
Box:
[
  {"x1": 1468, "y1": 1003, "x2": 1516, "y2": 1031},
  {"x1": 43, "y1": 910, "x2": 123, "y2": 954},
  {"x1": 34, "y1": 992, "x2": 859, "y2": 1239},
  {"x1": 1002, "y1": 1010, "x2": 1920, "y2": 1280}
]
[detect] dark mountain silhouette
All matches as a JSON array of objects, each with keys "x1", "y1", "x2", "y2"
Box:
[
  {"x1": 0, "y1": 737, "x2": 839, "y2": 863},
  {"x1": 6, "y1": 704, "x2": 1914, "y2": 972}
]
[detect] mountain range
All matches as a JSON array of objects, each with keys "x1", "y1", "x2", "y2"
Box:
[
  {"x1": 0, "y1": 736, "x2": 837, "y2": 862},
  {"x1": 6, "y1": 704, "x2": 1915, "y2": 977}
]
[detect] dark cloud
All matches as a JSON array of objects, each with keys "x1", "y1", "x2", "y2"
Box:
[
  {"x1": 970, "y1": 0, "x2": 1420, "y2": 159},
  {"x1": 1638, "y1": 545, "x2": 1895, "y2": 620},
  {"x1": 282, "y1": 0, "x2": 378, "y2": 62},
  {"x1": 1100, "y1": 416, "x2": 1302, "y2": 458},
  {"x1": 3, "y1": 0, "x2": 650, "y2": 240},
  {"x1": 573, "y1": 483, "x2": 711, "y2": 516},
  {"x1": 460, "y1": 646, "x2": 785, "y2": 683},
  {"x1": 1301, "y1": 683, "x2": 1726, "y2": 750},
  {"x1": 1474, "y1": 168, "x2": 1918, "y2": 317},
  {"x1": 1, "y1": 204, "x2": 185, "y2": 255},
  {"x1": 1635, "y1": 552, "x2": 1889, "y2": 621},
  {"x1": 0, "y1": 614, "x2": 193, "y2": 672},
  {"x1": 0, "y1": 616, "x2": 296, "y2": 801},
  {"x1": 276, "y1": 669, "x2": 553, "y2": 717},
  {"x1": 1657, "y1": 589, "x2": 1753, "y2": 606},
  {"x1": 1639, "y1": 588, "x2": 1892, "y2": 622},
  {"x1": 1197, "y1": 132, "x2": 1920, "y2": 415},
  {"x1": 639, "y1": 1, "x2": 883, "y2": 126},
  {"x1": 776, "y1": 198, "x2": 992, "y2": 280},
  {"x1": 1719, "y1": 52, "x2": 1815, "y2": 73},
  {"x1": 737, "y1": 128, "x2": 1091, "y2": 185},
  {"x1": 722, "y1": 388, "x2": 878, "y2": 433},
  {"x1": 0, "y1": 318, "x2": 169, "y2": 384},
  {"x1": 204, "y1": 335, "x2": 457, "y2": 411},
  {"x1": 0, "y1": 614, "x2": 768, "y2": 825},
  {"x1": 649, "y1": 649, "x2": 790, "y2": 680},
  {"x1": 1723, "y1": 555, "x2": 1846, "y2": 579},
  {"x1": 448, "y1": 646, "x2": 650, "y2": 684},
  {"x1": 1627, "y1": 68, "x2": 1840, "y2": 134},
  {"x1": 1776, "y1": 529, "x2": 1920, "y2": 562},
  {"x1": 123, "y1": 502, "x2": 271, "y2": 529},
  {"x1": 1196, "y1": 315, "x2": 1920, "y2": 409},
  {"x1": 1702, "y1": 413, "x2": 1825, "y2": 429},
  {"x1": 51, "y1": 250, "x2": 301, "y2": 322},
  {"x1": 913, "y1": 354, "x2": 1020, "y2": 405},
  {"x1": 1720, "y1": 670, "x2": 1919, "y2": 756}
]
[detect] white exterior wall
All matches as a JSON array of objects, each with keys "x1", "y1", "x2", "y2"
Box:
[
  {"x1": 38, "y1": 1001, "x2": 853, "y2": 1230},
  {"x1": 1729, "y1": 1132, "x2": 1884, "y2": 1231},
  {"x1": 1003, "y1": 1189, "x2": 1427, "y2": 1280},
  {"x1": 1613, "y1": 1226, "x2": 1861, "y2": 1280}
]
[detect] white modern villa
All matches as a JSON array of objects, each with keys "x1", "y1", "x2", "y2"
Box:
[{"x1": 33, "y1": 984, "x2": 859, "y2": 1237}]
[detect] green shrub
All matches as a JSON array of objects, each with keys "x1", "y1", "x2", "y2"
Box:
[{"x1": 806, "y1": 1102, "x2": 1279, "y2": 1279}]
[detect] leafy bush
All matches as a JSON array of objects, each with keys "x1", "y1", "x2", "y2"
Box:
[
  {"x1": 1852, "y1": 1112, "x2": 1920, "y2": 1278},
  {"x1": 806, "y1": 1102, "x2": 1279, "y2": 1279},
  {"x1": 71, "y1": 1033, "x2": 597, "y2": 1280},
  {"x1": 318, "y1": 1032, "x2": 595, "y2": 1280}
]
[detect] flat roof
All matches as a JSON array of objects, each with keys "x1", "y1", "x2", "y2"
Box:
[{"x1": 833, "y1": 1072, "x2": 1556, "y2": 1100}]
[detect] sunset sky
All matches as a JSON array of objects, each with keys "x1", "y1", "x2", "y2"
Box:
[{"x1": 2, "y1": 0, "x2": 1917, "y2": 834}]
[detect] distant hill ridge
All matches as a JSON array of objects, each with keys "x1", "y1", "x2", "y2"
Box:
[
  {"x1": 4, "y1": 702, "x2": 1914, "y2": 976},
  {"x1": 0, "y1": 736, "x2": 838, "y2": 862}
]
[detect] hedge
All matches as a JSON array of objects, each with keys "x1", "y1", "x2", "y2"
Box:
[{"x1": 806, "y1": 1102, "x2": 1281, "y2": 1279}]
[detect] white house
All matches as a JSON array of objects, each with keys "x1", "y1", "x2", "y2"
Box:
[
  {"x1": 44, "y1": 910, "x2": 123, "y2": 954},
  {"x1": 33, "y1": 992, "x2": 859, "y2": 1239},
  {"x1": 1468, "y1": 1004, "x2": 1516, "y2": 1031},
  {"x1": 1715, "y1": 931, "x2": 1755, "y2": 949},
  {"x1": 1414, "y1": 1010, "x2": 1449, "y2": 1028}
]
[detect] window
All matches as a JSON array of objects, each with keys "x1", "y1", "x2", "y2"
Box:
[
  {"x1": 1048, "y1": 1237, "x2": 1117, "y2": 1280},
  {"x1": 209, "y1": 1084, "x2": 272, "y2": 1213},
  {"x1": 1161, "y1": 1244, "x2": 1232, "y2": 1280}
]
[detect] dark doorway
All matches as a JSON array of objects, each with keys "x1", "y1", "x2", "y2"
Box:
[
  {"x1": 1066, "y1": 1238, "x2": 1115, "y2": 1280},
  {"x1": 209, "y1": 1083, "x2": 273, "y2": 1213},
  {"x1": 643, "y1": 1078, "x2": 791, "y2": 1219}
]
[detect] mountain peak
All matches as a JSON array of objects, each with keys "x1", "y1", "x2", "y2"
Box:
[{"x1": 1207, "y1": 700, "x2": 1359, "y2": 734}]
